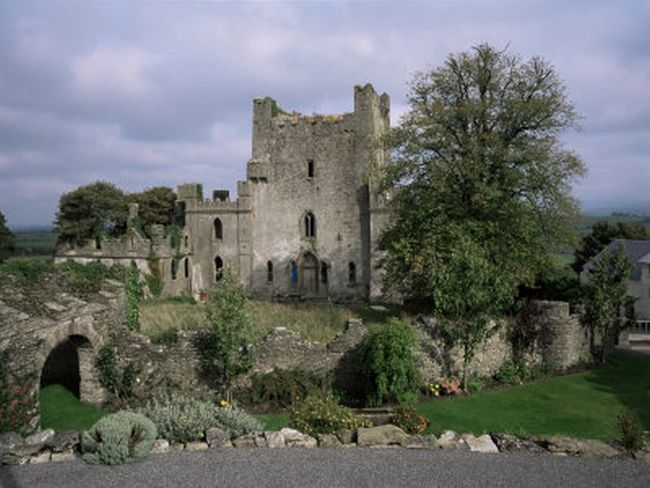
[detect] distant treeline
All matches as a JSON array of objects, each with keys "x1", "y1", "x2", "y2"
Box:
[{"x1": 11, "y1": 230, "x2": 58, "y2": 258}]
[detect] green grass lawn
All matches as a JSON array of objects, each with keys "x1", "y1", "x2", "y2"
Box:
[
  {"x1": 254, "y1": 412, "x2": 291, "y2": 431},
  {"x1": 417, "y1": 352, "x2": 650, "y2": 441},
  {"x1": 40, "y1": 384, "x2": 106, "y2": 432}
]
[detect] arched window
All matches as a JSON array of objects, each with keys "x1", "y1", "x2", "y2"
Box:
[
  {"x1": 184, "y1": 235, "x2": 189, "y2": 248},
  {"x1": 215, "y1": 256, "x2": 223, "y2": 281},
  {"x1": 304, "y1": 212, "x2": 316, "y2": 238},
  {"x1": 171, "y1": 259, "x2": 178, "y2": 280},
  {"x1": 348, "y1": 262, "x2": 356, "y2": 285},
  {"x1": 321, "y1": 262, "x2": 328, "y2": 284},
  {"x1": 307, "y1": 159, "x2": 315, "y2": 178},
  {"x1": 214, "y1": 218, "x2": 223, "y2": 240},
  {"x1": 290, "y1": 261, "x2": 298, "y2": 285},
  {"x1": 184, "y1": 258, "x2": 189, "y2": 278},
  {"x1": 267, "y1": 261, "x2": 274, "y2": 283}
]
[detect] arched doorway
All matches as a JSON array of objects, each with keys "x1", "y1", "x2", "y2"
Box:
[
  {"x1": 300, "y1": 252, "x2": 319, "y2": 296},
  {"x1": 40, "y1": 335, "x2": 92, "y2": 400}
]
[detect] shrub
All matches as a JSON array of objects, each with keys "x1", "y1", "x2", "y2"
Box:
[
  {"x1": 213, "y1": 404, "x2": 263, "y2": 437},
  {"x1": 465, "y1": 375, "x2": 486, "y2": 394},
  {"x1": 81, "y1": 411, "x2": 157, "y2": 465},
  {"x1": 94, "y1": 347, "x2": 139, "y2": 410},
  {"x1": 617, "y1": 411, "x2": 644, "y2": 452},
  {"x1": 138, "y1": 393, "x2": 219, "y2": 444},
  {"x1": 239, "y1": 370, "x2": 333, "y2": 408},
  {"x1": 289, "y1": 394, "x2": 371, "y2": 436},
  {"x1": 58, "y1": 260, "x2": 111, "y2": 295},
  {"x1": 495, "y1": 359, "x2": 533, "y2": 386},
  {"x1": 391, "y1": 405, "x2": 428, "y2": 434},
  {"x1": 358, "y1": 318, "x2": 421, "y2": 406},
  {"x1": 0, "y1": 258, "x2": 53, "y2": 286}
]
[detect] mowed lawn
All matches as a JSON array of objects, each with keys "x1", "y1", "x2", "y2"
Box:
[
  {"x1": 40, "y1": 384, "x2": 106, "y2": 432},
  {"x1": 417, "y1": 352, "x2": 650, "y2": 441}
]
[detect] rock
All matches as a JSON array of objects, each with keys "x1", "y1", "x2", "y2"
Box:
[
  {"x1": 462, "y1": 434, "x2": 498, "y2": 453},
  {"x1": 336, "y1": 429, "x2": 354, "y2": 445},
  {"x1": 254, "y1": 435, "x2": 267, "y2": 448},
  {"x1": 357, "y1": 425, "x2": 409, "y2": 447},
  {"x1": 437, "y1": 430, "x2": 467, "y2": 450},
  {"x1": 490, "y1": 433, "x2": 545, "y2": 453},
  {"x1": 24, "y1": 428, "x2": 55, "y2": 448},
  {"x1": 51, "y1": 431, "x2": 80, "y2": 453},
  {"x1": 51, "y1": 450, "x2": 77, "y2": 462},
  {"x1": 0, "y1": 432, "x2": 22, "y2": 456},
  {"x1": 30, "y1": 451, "x2": 51, "y2": 464},
  {"x1": 317, "y1": 434, "x2": 342, "y2": 448},
  {"x1": 633, "y1": 450, "x2": 650, "y2": 464},
  {"x1": 280, "y1": 428, "x2": 317, "y2": 448},
  {"x1": 232, "y1": 434, "x2": 257, "y2": 448},
  {"x1": 184, "y1": 442, "x2": 208, "y2": 451},
  {"x1": 206, "y1": 428, "x2": 231, "y2": 448},
  {"x1": 170, "y1": 443, "x2": 185, "y2": 451},
  {"x1": 151, "y1": 439, "x2": 170, "y2": 454},
  {"x1": 265, "y1": 431, "x2": 285, "y2": 449},
  {"x1": 403, "y1": 435, "x2": 438, "y2": 449},
  {"x1": 536, "y1": 436, "x2": 620, "y2": 458}
]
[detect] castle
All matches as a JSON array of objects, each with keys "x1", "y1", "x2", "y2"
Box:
[{"x1": 55, "y1": 84, "x2": 391, "y2": 301}]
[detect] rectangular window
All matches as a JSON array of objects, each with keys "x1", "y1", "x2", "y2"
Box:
[{"x1": 307, "y1": 159, "x2": 314, "y2": 178}]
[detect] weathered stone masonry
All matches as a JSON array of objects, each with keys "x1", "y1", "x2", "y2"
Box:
[{"x1": 55, "y1": 84, "x2": 391, "y2": 302}]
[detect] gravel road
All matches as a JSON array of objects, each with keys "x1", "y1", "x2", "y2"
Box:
[{"x1": 2, "y1": 448, "x2": 649, "y2": 488}]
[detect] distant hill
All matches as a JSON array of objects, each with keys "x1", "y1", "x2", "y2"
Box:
[{"x1": 12, "y1": 229, "x2": 58, "y2": 259}]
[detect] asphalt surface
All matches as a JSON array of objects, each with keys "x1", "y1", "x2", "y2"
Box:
[{"x1": 1, "y1": 448, "x2": 649, "y2": 488}]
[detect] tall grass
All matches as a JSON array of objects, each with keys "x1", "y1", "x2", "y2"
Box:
[{"x1": 140, "y1": 299, "x2": 361, "y2": 344}]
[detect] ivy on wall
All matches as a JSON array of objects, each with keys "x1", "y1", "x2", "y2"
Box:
[{"x1": 125, "y1": 266, "x2": 143, "y2": 332}]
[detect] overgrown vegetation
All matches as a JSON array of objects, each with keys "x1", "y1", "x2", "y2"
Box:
[
  {"x1": 616, "y1": 410, "x2": 644, "y2": 452},
  {"x1": 289, "y1": 394, "x2": 371, "y2": 436},
  {"x1": 238, "y1": 370, "x2": 333, "y2": 409},
  {"x1": 58, "y1": 260, "x2": 124, "y2": 296},
  {"x1": 94, "y1": 347, "x2": 139, "y2": 410},
  {"x1": 0, "y1": 347, "x2": 37, "y2": 434},
  {"x1": 81, "y1": 411, "x2": 157, "y2": 465},
  {"x1": 358, "y1": 318, "x2": 421, "y2": 406},
  {"x1": 0, "y1": 210, "x2": 15, "y2": 262},
  {"x1": 391, "y1": 405, "x2": 429, "y2": 434},
  {"x1": 125, "y1": 266, "x2": 143, "y2": 331}
]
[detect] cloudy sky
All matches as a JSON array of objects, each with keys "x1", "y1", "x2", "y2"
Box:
[{"x1": 1, "y1": 0, "x2": 649, "y2": 228}]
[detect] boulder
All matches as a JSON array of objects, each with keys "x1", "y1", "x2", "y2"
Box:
[
  {"x1": 490, "y1": 433, "x2": 545, "y2": 453},
  {"x1": 232, "y1": 434, "x2": 257, "y2": 448},
  {"x1": 254, "y1": 435, "x2": 267, "y2": 448},
  {"x1": 265, "y1": 431, "x2": 285, "y2": 449},
  {"x1": 437, "y1": 430, "x2": 467, "y2": 450},
  {"x1": 0, "y1": 432, "x2": 22, "y2": 457},
  {"x1": 30, "y1": 451, "x2": 51, "y2": 464},
  {"x1": 184, "y1": 442, "x2": 208, "y2": 451},
  {"x1": 317, "y1": 434, "x2": 342, "y2": 448},
  {"x1": 357, "y1": 425, "x2": 409, "y2": 447},
  {"x1": 24, "y1": 429, "x2": 55, "y2": 448},
  {"x1": 51, "y1": 431, "x2": 80, "y2": 453},
  {"x1": 336, "y1": 429, "x2": 354, "y2": 445},
  {"x1": 403, "y1": 435, "x2": 438, "y2": 449},
  {"x1": 206, "y1": 428, "x2": 231, "y2": 448},
  {"x1": 633, "y1": 450, "x2": 650, "y2": 464},
  {"x1": 280, "y1": 428, "x2": 317, "y2": 448},
  {"x1": 536, "y1": 436, "x2": 620, "y2": 458},
  {"x1": 51, "y1": 450, "x2": 76, "y2": 463},
  {"x1": 151, "y1": 439, "x2": 170, "y2": 454},
  {"x1": 462, "y1": 434, "x2": 499, "y2": 453}
]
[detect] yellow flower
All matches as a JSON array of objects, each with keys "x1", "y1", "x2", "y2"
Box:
[{"x1": 220, "y1": 399, "x2": 229, "y2": 407}]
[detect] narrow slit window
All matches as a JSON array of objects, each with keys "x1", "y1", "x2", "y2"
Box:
[
  {"x1": 304, "y1": 212, "x2": 316, "y2": 238},
  {"x1": 267, "y1": 261, "x2": 274, "y2": 283},
  {"x1": 215, "y1": 256, "x2": 223, "y2": 282},
  {"x1": 171, "y1": 259, "x2": 178, "y2": 280},
  {"x1": 290, "y1": 261, "x2": 298, "y2": 285},
  {"x1": 307, "y1": 159, "x2": 314, "y2": 178},
  {"x1": 348, "y1": 262, "x2": 356, "y2": 285},
  {"x1": 214, "y1": 218, "x2": 223, "y2": 240},
  {"x1": 321, "y1": 262, "x2": 328, "y2": 284},
  {"x1": 184, "y1": 258, "x2": 189, "y2": 278}
]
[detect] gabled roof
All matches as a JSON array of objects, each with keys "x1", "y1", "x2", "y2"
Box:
[{"x1": 584, "y1": 239, "x2": 650, "y2": 280}]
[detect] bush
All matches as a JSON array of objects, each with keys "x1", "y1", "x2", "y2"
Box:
[
  {"x1": 0, "y1": 258, "x2": 53, "y2": 286},
  {"x1": 289, "y1": 394, "x2": 371, "y2": 436},
  {"x1": 138, "y1": 393, "x2": 220, "y2": 444},
  {"x1": 213, "y1": 404, "x2": 263, "y2": 437},
  {"x1": 358, "y1": 318, "x2": 421, "y2": 406},
  {"x1": 94, "y1": 347, "x2": 139, "y2": 410},
  {"x1": 391, "y1": 405, "x2": 428, "y2": 434},
  {"x1": 617, "y1": 411, "x2": 644, "y2": 452},
  {"x1": 495, "y1": 359, "x2": 533, "y2": 386},
  {"x1": 239, "y1": 370, "x2": 333, "y2": 409},
  {"x1": 81, "y1": 411, "x2": 157, "y2": 465}
]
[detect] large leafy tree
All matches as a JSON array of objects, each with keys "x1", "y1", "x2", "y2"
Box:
[
  {"x1": 582, "y1": 248, "x2": 632, "y2": 364},
  {"x1": 55, "y1": 181, "x2": 128, "y2": 245},
  {"x1": 128, "y1": 186, "x2": 177, "y2": 234},
  {"x1": 381, "y1": 44, "x2": 585, "y2": 380},
  {"x1": 0, "y1": 211, "x2": 16, "y2": 262},
  {"x1": 573, "y1": 220, "x2": 649, "y2": 274}
]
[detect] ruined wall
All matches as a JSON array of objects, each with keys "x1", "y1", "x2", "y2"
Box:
[{"x1": 0, "y1": 278, "x2": 124, "y2": 433}]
